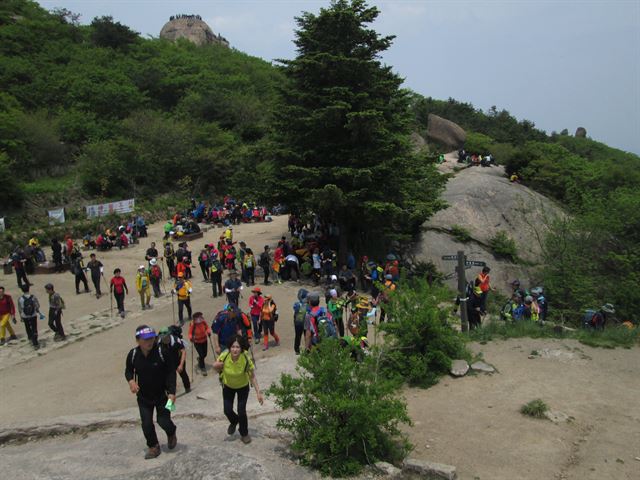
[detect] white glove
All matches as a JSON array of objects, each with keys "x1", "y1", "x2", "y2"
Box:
[{"x1": 188, "y1": 288, "x2": 193, "y2": 293}]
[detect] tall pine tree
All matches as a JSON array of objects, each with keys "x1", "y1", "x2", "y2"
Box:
[{"x1": 273, "y1": 0, "x2": 444, "y2": 255}]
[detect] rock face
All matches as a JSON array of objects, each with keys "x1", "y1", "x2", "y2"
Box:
[
  {"x1": 414, "y1": 162, "x2": 566, "y2": 295},
  {"x1": 575, "y1": 127, "x2": 587, "y2": 138},
  {"x1": 160, "y1": 15, "x2": 229, "y2": 47},
  {"x1": 426, "y1": 114, "x2": 466, "y2": 149}
]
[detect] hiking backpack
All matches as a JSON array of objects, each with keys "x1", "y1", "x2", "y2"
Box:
[
  {"x1": 22, "y1": 295, "x2": 36, "y2": 317},
  {"x1": 168, "y1": 324, "x2": 183, "y2": 339},
  {"x1": 310, "y1": 307, "x2": 336, "y2": 343},
  {"x1": 150, "y1": 265, "x2": 161, "y2": 279},
  {"x1": 293, "y1": 302, "x2": 307, "y2": 325},
  {"x1": 583, "y1": 309, "x2": 600, "y2": 328}
]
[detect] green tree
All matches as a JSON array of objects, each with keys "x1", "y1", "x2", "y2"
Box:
[
  {"x1": 90, "y1": 16, "x2": 138, "y2": 51},
  {"x1": 273, "y1": 0, "x2": 444, "y2": 256}
]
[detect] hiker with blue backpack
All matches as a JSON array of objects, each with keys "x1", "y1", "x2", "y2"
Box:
[
  {"x1": 305, "y1": 292, "x2": 337, "y2": 350},
  {"x1": 293, "y1": 289, "x2": 309, "y2": 355},
  {"x1": 211, "y1": 304, "x2": 253, "y2": 356}
]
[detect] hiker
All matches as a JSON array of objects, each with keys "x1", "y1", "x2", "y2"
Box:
[
  {"x1": 305, "y1": 292, "x2": 336, "y2": 350},
  {"x1": 70, "y1": 246, "x2": 90, "y2": 295},
  {"x1": 584, "y1": 303, "x2": 616, "y2": 330},
  {"x1": 18, "y1": 284, "x2": 43, "y2": 349},
  {"x1": 238, "y1": 241, "x2": 247, "y2": 284},
  {"x1": 213, "y1": 334, "x2": 264, "y2": 445},
  {"x1": 248, "y1": 287, "x2": 264, "y2": 344},
  {"x1": 51, "y1": 238, "x2": 63, "y2": 272},
  {"x1": 164, "y1": 241, "x2": 176, "y2": 278},
  {"x1": 198, "y1": 245, "x2": 210, "y2": 282},
  {"x1": 125, "y1": 325, "x2": 178, "y2": 459},
  {"x1": 510, "y1": 279, "x2": 526, "y2": 300},
  {"x1": 149, "y1": 259, "x2": 163, "y2": 297},
  {"x1": 159, "y1": 326, "x2": 190, "y2": 393},
  {"x1": 476, "y1": 266, "x2": 494, "y2": 313},
  {"x1": 311, "y1": 248, "x2": 322, "y2": 285},
  {"x1": 272, "y1": 244, "x2": 284, "y2": 284},
  {"x1": 87, "y1": 253, "x2": 104, "y2": 298},
  {"x1": 327, "y1": 289, "x2": 346, "y2": 337},
  {"x1": 284, "y1": 253, "x2": 300, "y2": 282},
  {"x1": 11, "y1": 250, "x2": 30, "y2": 290},
  {"x1": 145, "y1": 242, "x2": 159, "y2": 264},
  {"x1": 338, "y1": 265, "x2": 356, "y2": 293},
  {"x1": 136, "y1": 265, "x2": 152, "y2": 310},
  {"x1": 209, "y1": 251, "x2": 223, "y2": 298},
  {"x1": 110, "y1": 268, "x2": 129, "y2": 318},
  {"x1": 377, "y1": 274, "x2": 397, "y2": 323},
  {"x1": 467, "y1": 284, "x2": 484, "y2": 330},
  {"x1": 292, "y1": 289, "x2": 309, "y2": 355},
  {"x1": 260, "y1": 294, "x2": 279, "y2": 351},
  {"x1": 212, "y1": 304, "x2": 253, "y2": 356},
  {"x1": 172, "y1": 272, "x2": 192, "y2": 326},
  {"x1": 45, "y1": 283, "x2": 66, "y2": 341},
  {"x1": 224, "y1": 270, "x2": 242, "y2": 306},
  {"x1": 188, "y1": 312, "x2": 212, "y2": 376},
  {"x1": 530, "y1": 287, "x2": 547, "y2": 322},
  {"x1": 243, "y1": 248, "x2": 256, "y2": 286},
  {"x1": 0, "y1": 286, "x2": 18, "y2": 346},
  {"x1": 259, "y1": 245, "x2": 271, "y2": 285}
]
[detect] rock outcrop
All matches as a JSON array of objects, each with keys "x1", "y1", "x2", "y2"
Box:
[
  {"x1": 160, "y1": 15, "x2": 229, "y2": 47},
  {"x1": 426, "y1": 114, "x2": 466, "y2": 149},
  {"x1": 575, "y1": 127, "x2": 587, "y2": 138}
]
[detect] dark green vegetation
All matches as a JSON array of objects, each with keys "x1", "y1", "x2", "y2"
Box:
[
  {"x1": 271, "y1": 0, "x2": 445, "y2": 253},
  {"x1": 268, "y1": 340, "x2": 411, "y2": 477},
  {"x1": 520, "y1": 399, "x2": 549, "y2": 419}
]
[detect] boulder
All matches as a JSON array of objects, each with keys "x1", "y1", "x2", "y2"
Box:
[
  {"x1": 575, "y1": 127, "x2": 587, "y2": 138},
  {"x1": 375, "y1": 461, "x2": 402, "y2": 478},
  {"x1": 450, "y1": 360, "x2": 469, "y2": 377},
  {"x1": 426, "y1": 114, "x2": 466, "y2": 149},
  {"x1": 410, "y1": 132, "x2": 429, "y2": 153},
  {"x1": 470, "y1": 361, "x2": 495, "y2": 373},
  {"x1": 403, "y1": 458, "x2": 457, "y2": 480},
  {"x1": 160, "y1": 16, "x2": 229, "y2": 47}
]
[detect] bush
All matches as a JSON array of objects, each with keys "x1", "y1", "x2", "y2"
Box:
[
  {"x1": 267, "y1": 340, "x2": 411, "y2": 477},
  {"x1": 378, "y1": 280, "x2": 470, "y2": 388},
  {"x1": 521, "y1": 399, "x2": 548, "y2": 418},
  {"x1": 489, "y1": 231, "x2": 518, "y2": 262},
  {"x1": 450, "y1": 224, "x2": 472, "y2": 243}
]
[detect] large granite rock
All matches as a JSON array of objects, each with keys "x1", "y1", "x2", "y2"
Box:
[
  {"x1": 450, "y1": 360, "x2": 470, "y2": 377},
  {"x1": 426, "y1": 114, "x2": 466, "y2": 149},
  {"x1": 160, "y1": 15, "x2": 229, "y2": 47},
  {"x1": 575, "y1": 127, "x2": 587, "y2": 138}
]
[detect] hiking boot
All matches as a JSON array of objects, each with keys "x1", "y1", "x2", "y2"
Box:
[
  {"x1": 254, "y1": 338, "x2": 260, "y2": 345},
  {"x1": 262, "y1": 346, "x2": 268, "y2": 351},
  {"x1": 201, "y1": 368, "x2": 208, "y2": 376},
  {"x1": 144, "y1": 445, "x2": 161, "y2": 459},
  {"x1": 0, "y1": 338, "x2": 5, "y2": 346},
  {"x1": 96, "y1": 293, "x2": 101, "y2": 299},
  {"x1": 33, "y1": 344, "x2": 40, "y2": 350},
  {"x1": 167, "y1": 433, "x2": 177, "y2": 450},
  {"x1": 184, "y1": 387, "x2": 191, "y2": 394},
  {"x1": 227, "y1": 423, "x2": 237, "y2": 435},
  {"x1": 120, "y1": 311, "x2": 126, "y2": 319},
  {"x1": 8, "y1": 335, "x2": 18, "y2": 341},
  {"x1": 241, "y1": 435, "x2": 252, "y2": 444}
]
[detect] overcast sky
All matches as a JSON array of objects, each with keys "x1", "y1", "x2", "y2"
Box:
[{"x1": 36, "y1": 0, "x2": 640, "y2": 154}]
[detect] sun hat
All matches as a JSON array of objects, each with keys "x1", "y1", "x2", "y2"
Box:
[
  {"x1": 135, "y1": 325, "x2": 157, "y2": 339},
  {"x1": 251, "y1": 287, "x2": 262, "y2": 294}
]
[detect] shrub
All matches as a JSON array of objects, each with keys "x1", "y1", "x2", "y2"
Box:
[
  {"x1": 450, "y1": 224, "x2": 472, "y2": 243},
  {"x1": 378, "y1": 280, "x2": 470, "y2": 388},
  {"x1": 489, "y1": 231, "x2": 518, "y2": 262},
  {"x1": 521, "y1": 399, "x2": 548, "y2": 418},
  {"x1": 268, "y1": 340, "x2": 411, "y2": 477}
]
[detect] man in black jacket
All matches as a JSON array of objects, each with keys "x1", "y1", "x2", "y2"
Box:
[{"x1": 125, "y1": 325, "x2": 178, "y2": 459}]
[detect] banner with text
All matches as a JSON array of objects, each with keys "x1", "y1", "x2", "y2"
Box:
[
  {"x1": 48, "y1": 208, "x2": 66, "y2": 225},
  {"x1": 85, "y1": 199, "x2": 135, "y2": 219}
]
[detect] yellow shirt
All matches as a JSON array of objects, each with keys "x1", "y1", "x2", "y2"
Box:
[{"x1": 218, "y1": 351, "x2": 254, "y2": 389}]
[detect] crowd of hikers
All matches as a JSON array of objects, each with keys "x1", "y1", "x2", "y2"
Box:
[
  {"x1": 0, "y1": 202, "x2": 627, "y2": 460},
  {"x1": 457, "y1": 148, "x2": 495, "y2": 167}
]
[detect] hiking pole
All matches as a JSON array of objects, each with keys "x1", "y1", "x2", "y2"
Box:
[{"x1": 171, "y1": 292, "x2": 177, "y2": 325}]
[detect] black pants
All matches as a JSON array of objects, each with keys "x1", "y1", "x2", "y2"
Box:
[
  {"x1": 179, "y1": 367, "x2": 191, "y2": 391},
  {"x1": 75, "y1": 272, "x2": 89, "y2": 293},
  {"x1": 137, "y1": 396, "x2": 176, "y2": 448},
  {"x1": 294, "y1": 321, "x2": 304, "y2": 354},
  {"x1": 199, "y1": 261, "x2": 209, "y2": 281},
  {"x1": 48, "y1": 308, "x2": 65, "y2": 337},
  {"x1": 211, "y1": 273, "x2": 222, "y2": 297},
  {"x1": 166, "y1": 258, "x2": 175, "y2": 277},
  {"x1": 151, "y1": 278, "x2": 162, "y2": 297},
  {"x1": 261, "y1": 266, "x2": 270, "y2": 284},
  {"x1": 480, "y1": 292, "x2": 488, "y2": 313},
  {"x1": 245, "y1": 268, "x2": 255, "y2": 286},
  {"x1": 194, "y1": 341, "x2": 207, "y2": 369},
  {"x1": 226, "y1": 292, "x2": 239, "y2": 306},
  {"x1": 114, "y1": 292, "x2": 125, "y2": 313},
  {"x1": 23, "y1": 316, "x2": 38, "y2": 346},
  {"x1": 223, "y1": 384, "x2": 250, "y2": 437},
  {"x1": 178, "y1": 298, "x2": 191, "y2": 325},
  {"x1": 15, "y1": 268, "x2": 29, "y2": 289},
  {"x1": 379, "y1": 305, "x2": 387, "y2": 323},
  {"x1": 91, "y1": 273, "x2": 101, "y2": 295},
  {"x1": 335, "y1": 315, "x2": 345, "y2": 337},
  {"x1": 286, "y1": 261, "x2": 300, "y2": 281}
]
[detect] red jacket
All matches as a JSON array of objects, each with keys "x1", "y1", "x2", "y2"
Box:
[
  {"x1": 249, "y1": 295, "x2": 264, "y2": 316},
  {"x1": 189, "y1": 320, "x2": 211, "y2": 344},
  {"x1": 0, "y1": 294, "x2": 16, "y2": 316}
]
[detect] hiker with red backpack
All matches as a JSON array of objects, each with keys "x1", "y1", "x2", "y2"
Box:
[
  {"x1": 213, "y1": 334, "x2": 264, "y2": 445},
  {"x1": 248, "y1": 287, "x2": 264, "y2": 344},
  {"x1": 149, "y1": 259, "x2": 163, "y2": 297}
]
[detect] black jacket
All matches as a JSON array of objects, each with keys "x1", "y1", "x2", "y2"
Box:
[{"x1": 125, "y1": 343, "x2": 176, "y2": 401}]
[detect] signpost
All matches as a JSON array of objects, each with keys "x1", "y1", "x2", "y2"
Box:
[{"x1": 442, "y1": 251, "x2": 486, "y2": 333}]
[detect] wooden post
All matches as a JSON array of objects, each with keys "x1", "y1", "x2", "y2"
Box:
[{"x1": 457, "y1": 250, "x2": 469, "y2": 332}]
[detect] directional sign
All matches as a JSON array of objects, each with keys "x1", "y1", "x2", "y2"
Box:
[
  {"x1": 442, "y1": 255, "x2": 458, "y2": 261},
  {"x1": 465, "y1": 260, "x2": 486, "y2": 267}
]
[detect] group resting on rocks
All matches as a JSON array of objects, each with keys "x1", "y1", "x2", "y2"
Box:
[{"x1": 0, "y1": 196, "x2": 619, "y2": 459}]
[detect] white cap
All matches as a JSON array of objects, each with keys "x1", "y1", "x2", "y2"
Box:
[
  {"x1": 150, "y1": 258, "x2": 157, "y2": 265},
  {"x1": 139, "y1": 265, "x2": 146, "y2": 270},
  {"x1": 331, "y1": 275, "x2": 338, "y2": 281},
  {"x1": 329, "y1": 289, "x2": 337, "y2": 298}
]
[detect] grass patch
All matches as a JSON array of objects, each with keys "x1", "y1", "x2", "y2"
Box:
[
  {"x1": 489, "y1": 230, "x2": 519, "y2": 262},
  {"x1": 521, "y1": 399, "x2": 548, "y2": 419},
  {"x1": 21, "y1": 174, "x2": 78, "y2": 195},
  {"x1": 469, "y1": 320, "x2": 640, "y2": 349},
  {"x1": 450, "y1": 224, "x2": 472, "y2": 243}
]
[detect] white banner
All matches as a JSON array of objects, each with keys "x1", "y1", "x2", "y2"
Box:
[
  {"x1": 86, "y1": 199, "x2": 135, "y2": 218},
  {"x1": 48, "y1": 208, "x2": 66, "y2": 225},
  {"x1": 0, "y1": 217, "x2": 4, "y2": 233}
]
